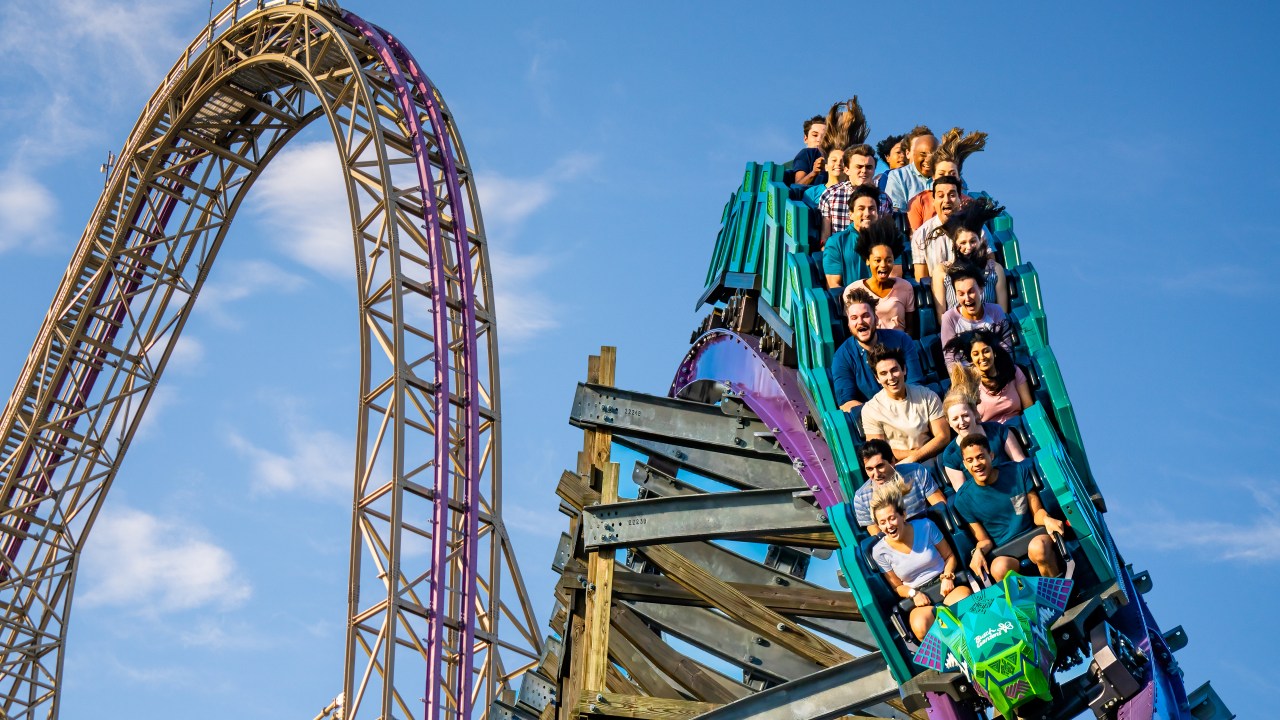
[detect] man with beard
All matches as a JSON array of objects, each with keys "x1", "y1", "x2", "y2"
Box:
[
  {"x1": 831, "y1": 288, "x2": 926, "y2": 412},
  {"x1": 818, "y1": 144, "x2": 894, "y2": 246},
  {"x1": 954, "y1": 436, "x2": 1065, "y2": 581},
  {"x1": 860, "y1": 345, "x2": 948, "y2": 464},
  {"x1": 910, "y1": 175, "x2": 990, "y2": 281},
  {"x1": 881, "y1": 125, "x2": 936, "y2": 211},
  {"x1": 939, "y1": 266, "x2": 1013, "y2": 369}
]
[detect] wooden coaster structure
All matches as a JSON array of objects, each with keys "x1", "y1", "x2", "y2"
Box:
[{"x1": 498, "y1": 347, "x2": 921, "y2": 720}]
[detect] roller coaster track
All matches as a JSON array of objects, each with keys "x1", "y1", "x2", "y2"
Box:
[{"x1": 0, "y1": 2, "x2": 540, "y2": 718}]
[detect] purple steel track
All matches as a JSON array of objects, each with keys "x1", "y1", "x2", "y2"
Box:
[
  {"x1": 672, "y1": 329, "x2": 978, "y2": 720},
  {"x1": 344, "y1": 14, "x2": 484, "y2": 720},
  {"x1": 670, "y1": 329, "x2": 844, "y2": 510},
  {"x1": 1, "y1": 164, "x2": 193, "y2": 578}
]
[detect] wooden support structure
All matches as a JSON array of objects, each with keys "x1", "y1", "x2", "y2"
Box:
[{"x1": 526, "y1": 347, "x2": 928, "y2": 720}]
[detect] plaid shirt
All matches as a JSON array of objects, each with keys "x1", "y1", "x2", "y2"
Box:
[{"x1": 818, "y1": 182, "x2": 893, "y2": 233}]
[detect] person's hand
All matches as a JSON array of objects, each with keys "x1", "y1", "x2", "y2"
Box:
[
  {"x1": 970, "y1": 549, "x2": 989, "y2": 579},
  {"x1": 812, "y1": 157, "x2": 825, "y2": 173},
  {"x1": 940, "y1": 576, "x2": 955, "y2": 596},
  {"x1": 912, "y1": 590, "x2": 931, "y2": 608},
  {"x1": 1043, "y1": 516, "x2": 1065, "y2": 539}
]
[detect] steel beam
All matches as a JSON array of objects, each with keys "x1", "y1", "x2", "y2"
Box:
[
  {"x1": 570, "y1": 384, "x2": 786, "y2": 458},
  {"x1": 616, "y1": 436, "x2": 801, "y2": 490},
  {"x1": 690, "y1": 654, "x2": 900, "y2": 720},
  {"x1": 583, "y1": 489, "x2": 828, "y2": 549}
]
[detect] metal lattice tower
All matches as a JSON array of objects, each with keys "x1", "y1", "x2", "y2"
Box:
[{"x1": 0, "y1": 2, "x2": 542, "y2": 718}]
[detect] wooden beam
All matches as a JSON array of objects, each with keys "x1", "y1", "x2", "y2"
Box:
[
  {"x1": 557, "y1": 469, "x2": 599, "y2": 511},
  {"x1": 606, "y1": 623, "x2": 685, "y2": 701},
  {"x1": 611, "y1": 605, "x2": 746, "y2": 705},
  {"x1": 561, "y1": 566, "x2": 860, "y2": 621},
  {"x1": 583, "y1": 463, "x2": 619, "y2": 692},
  {"x1": 577, "y1": 692, "x2": 719, "y2": 720},
  {"x1": 606, "y1": 664, "x2": 641, "y2": 695},
  {"x1": 637, "y1": 544, "x2": 851, "y2": 668}
]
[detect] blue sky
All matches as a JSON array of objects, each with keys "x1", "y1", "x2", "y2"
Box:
[{"x1": 0, "y1": 0, "x2": 1276, "y2": 717}]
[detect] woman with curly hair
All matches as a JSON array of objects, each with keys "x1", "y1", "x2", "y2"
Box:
[
  {"x1": 931, "y1": 197, "x2": 1009, "y2": 318},
  {"x1": 842, "y1": 217, "x2": 915, "y2": 334},
  {"x1": 946, "y1": 328, "x2": 1034, "y2": 423}
]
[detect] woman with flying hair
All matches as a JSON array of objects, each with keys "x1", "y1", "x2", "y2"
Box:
[
  {"x1": 842, "y1": 216, "x2": 915, "y2": 335},
  {"x1": 945, "y1": 327, "x2": 1034, "y2": 423},
  {"x1": 930, "y1": 197, "x2": 1009, "y2": 318},
  {"x1": 907, "y1": 127, "x2": 987, "y2": 231},
  {"x1": 938, "y1": 387, "x2": 1027, "y2": 490},
  {"x1": 807, "y1": 96, "x2": 870, "y2": 208},
  {"x1": 870, "y1": 480, "x2": 971, "y2": 640}
]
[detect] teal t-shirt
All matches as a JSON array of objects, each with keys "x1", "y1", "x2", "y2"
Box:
[
  {"x1": 953, "y1": 460, "x2": 1036, "y2": 546},
  {"x1": 821, "y1": 228, "x2": 868, "y2": 283}
]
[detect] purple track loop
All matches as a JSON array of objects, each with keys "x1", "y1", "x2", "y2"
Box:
[
  {"x1": 344, "y1": 14, "x2": 483, "y2": 720},
  {"x1": 670, "y1": 329, "x2": 845, "y2": 509},
  {"x1": 376, "y1": 27, "x2": 483, "y2": 720},
  {"x1": 340, "y1": 14, "x2": 454, "y2": 719}
]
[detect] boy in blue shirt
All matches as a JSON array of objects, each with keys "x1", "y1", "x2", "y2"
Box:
[
  {"x1": 785, "y1": 115, "x2": 827, "y2": 186},
  {"x1": 953, "y1": 435, "x2": 1065, "y2": 581}
]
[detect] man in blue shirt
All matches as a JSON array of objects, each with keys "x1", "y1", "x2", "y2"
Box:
[
  {"x1": 953, "y1": 435, "x2": 1065, "y2": 581},
  {"x1": 881, "y1": 125, "x2": 936, "y2": 211},
  {"x1": 851, "y1": 439, "x2": 945, "y2": 535},
  {"x1": 831, "y1": 288, "x2": 926, "y2": 411}
]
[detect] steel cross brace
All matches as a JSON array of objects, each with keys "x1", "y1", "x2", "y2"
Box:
[
  {"x1": 614, "y1": 436, "x2": 800, "y2": 491},
  {"x1": 570, "y1": 383, "x2": 788, "y2": 459},
  {"x1": 582, "y1": 488, "x2": 828, "y2": 549}
]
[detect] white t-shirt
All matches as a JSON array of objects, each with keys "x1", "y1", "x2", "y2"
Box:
[
  {"x1": 873, "y1": 518, "x2": 946, "y2": 588},
  {"x1": 861, "y1": 385, "x2": 943, "y2": 451}
]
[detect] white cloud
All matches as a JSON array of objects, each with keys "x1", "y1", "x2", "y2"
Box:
[
  {"x1": 178, "y1": 617, "x2": 270, "y2": 650},
  {"x1": 198, "y1": 259, "x2": 307, "y2": 327},
  {"x1": 79, "y1": 505, "x2": 252, "y2": 614},
  {"x1": 167, "y1": 335, "x2": 205, "y2": 374},
  {"x1": 475, "y1": 153, "x2": 598, "y2": 343},
  {"x1": 253, "y1": 141, "x2": 353, "y2": 279},
  {"x1": 1113, "y1": 480, "x2": 1280, "y2": 563},
  {"x1": 475, "y1": 153, "x2": 596, "y2": 240},
  {"x1": 0, "y1": 169, "x2": 57, "y2": 252},
  {"x1": 229, "y1": 423, "x2": 353, "y2": 498}
]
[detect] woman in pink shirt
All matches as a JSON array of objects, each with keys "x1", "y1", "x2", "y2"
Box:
[
  {"x1": 945, "y1": 328, "x2": 1034, "y2": 423},
  {"x1": 843, "y1": 217, "x2": 916, "y2": 335}
]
